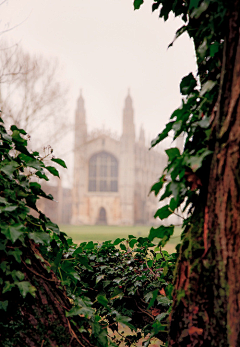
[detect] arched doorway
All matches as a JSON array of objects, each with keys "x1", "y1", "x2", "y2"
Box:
[{"x1": 97, "y1": 207, "x2": 107, "y2": 225}]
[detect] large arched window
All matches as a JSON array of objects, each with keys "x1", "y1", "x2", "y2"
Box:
[{"x1": 88, "y1": 151, "x2": 118, "y2": 192}]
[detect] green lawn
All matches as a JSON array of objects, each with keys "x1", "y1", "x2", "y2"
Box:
[{"x1": 59, "y1": 224, "x2": 182, "y2": 253}]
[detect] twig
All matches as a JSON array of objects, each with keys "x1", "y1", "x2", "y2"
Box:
[
  {"x1": 134, "y1": 299, "x2": 154, "y2": 321},
  {"x1": 159, "y1": 246, "x2": 166, "y2": 261},
  {"x1": 67, "y1": 320, "x2": 86, "y2": 347},
  {"x1": 145, "y1": 261, "x2": 159, "y2": 280},
  {"x1": 169, "y1": 208, "x2": 185, "y2": 220},
  {"x1": 22, "y1": 260, "x2": 56, "y2": 282}
]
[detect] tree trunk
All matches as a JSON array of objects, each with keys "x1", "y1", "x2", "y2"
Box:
[
  {"x1": 168, "y1": 1, "x2": 240, "y2": 346},
  {"x1": 0, "y1": 240, "x2": 93, "y2": 347}
]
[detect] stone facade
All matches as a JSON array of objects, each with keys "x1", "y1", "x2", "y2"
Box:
[{"x1": 71, "y1": 91, "x2": 167, "y2": 226}]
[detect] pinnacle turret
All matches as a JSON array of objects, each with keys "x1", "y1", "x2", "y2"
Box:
[
  {"x1": 76, "y1": 89, "x2": 86, "y2": 123},
  {"x1": 122, "y1": 90, "x2": 135, "y2": 138}
]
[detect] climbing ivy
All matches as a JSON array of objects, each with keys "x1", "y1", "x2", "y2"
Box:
[
  {"x1": 0, "y1": 1, "x2": 228, "y2": 344},
  {"x1": 44, "y1": 234, "x2": 176, "y2": 346},
  {"x1": 133, "y1": 0, "x2": 232, "y2": 345},
  {"x1": 0, "y1": 116, "x2": 176, "y2": 346},
  {"x1": 133, "y1": 0, "x2": 226, "y2": 246}
]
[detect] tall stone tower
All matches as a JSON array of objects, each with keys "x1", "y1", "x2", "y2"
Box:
[
  {"x1": 72, "y1": 91, "x2": 87, "y2": 224},
  {"x1": 120, "y1": 91, "x2": 135, "y2": 225}
]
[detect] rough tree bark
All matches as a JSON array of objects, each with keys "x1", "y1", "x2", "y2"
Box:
[
  {"x1": 168, "y1": 1, "x2": 240, "y2": 346},
  {"x1": 0, "y1": 240, "x2": 93, "y2": 347}
]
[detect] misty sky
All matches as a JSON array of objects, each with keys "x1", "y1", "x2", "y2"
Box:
[{"x1": 1, "y1": 0, "x2": 197, "y2": 183}]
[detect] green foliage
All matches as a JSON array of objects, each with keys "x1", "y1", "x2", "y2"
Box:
[
  {"x1": 44, "y1": 233, "x2": 176, "y2": 346},
  {"x1": 0, "y1": 0, "x2": 227, "y2": 344},
  {"x1": 0, "y1": 116, "x2": 176, "y2": 346},
  {"x1": 132, "y1": 2, "x2": 232, "y2": 345},
  {"x1": 134, "y1": 0, "x2": 226, "y2": 257},
  {"x1": 0, "y1": 120, "x2": 63, "y2": 298}
]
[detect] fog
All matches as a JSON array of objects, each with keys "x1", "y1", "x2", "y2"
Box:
[{"x1": 1, "y1": 0, "x2": 197, "y2": 187}]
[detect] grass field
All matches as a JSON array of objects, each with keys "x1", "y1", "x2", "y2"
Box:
[{"x1": 59, "y1": 224, "x2": 182, "y2": 253}]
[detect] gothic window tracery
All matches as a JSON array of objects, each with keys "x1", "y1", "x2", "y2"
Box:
[{"x1": 88, "y1": 151, "x2": 118, "y2": 192}]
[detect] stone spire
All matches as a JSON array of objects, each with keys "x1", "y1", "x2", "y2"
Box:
[
  {"x1": 122, "y1": 89, "x2": 135, "y2": 138},
  {"x1": 74, "y1": 89, "x2": 87, "y2": 144},
  {"x1": 76, "y1": 89, "x2": 86, "y2": 124}
]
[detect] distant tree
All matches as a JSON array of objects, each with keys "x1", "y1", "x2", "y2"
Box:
[
  {"x1": 0, "y1": 41, "x2": 69, "y2": 149},
  {"x1": 135, "y1": 0, "x2": 240, "y2": 346}
]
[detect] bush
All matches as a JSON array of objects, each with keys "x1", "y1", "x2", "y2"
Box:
[{"x1": 0, "y1": 117, "x2": 176, "y2": 346}]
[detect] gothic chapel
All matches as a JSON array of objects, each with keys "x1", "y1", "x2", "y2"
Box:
[{"x1": 71, "y1": 91, "x2": 167, "y2": 225}]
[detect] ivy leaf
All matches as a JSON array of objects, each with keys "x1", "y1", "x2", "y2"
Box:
[
  {"x1": 198, "y1": 38, "x2": 208, "y2": 59},
  {"x1": 0, "y1": 261, "x2": 7, "y2": 271},
  {"x1": 210, "y1": 42, "x2": 220, "y2": 57},
  {"x1": 148, "y1": 225, "x2": 174, "y2": 241},
  {"x1": 11, "y1": 129, "x2": 27, "y2": 146},
  {"x1": 169, "y1": 197, "x2": 178, "y2": 211},
  {"x1": 51, "y1": 249, "x2": 63, "y2": 272},
  {"x1": 113, "y1": 238, "x2": 125, "y2": 245},
  {"x1": 156, "y1": 312, "x2": 168, "y2": 322},
  {"x1": 46, "y1": 166, "x2": 60, "y2": 177},
  {"x1": 15, "y1": 271, "x2": 25, "y2": 281},
  {"x1": 170, "y1": 107, "x2": 183, "y2": 120},
  {"x1": 198, "y1": 117, "x2": 210, "y2": 128},
  {"x1": 8, "y1": 225, "x2": 25, "y2": 243},
  {"x1": 8, "y1": 249, "x2": 22, "y2": 263},
  {"x1": 66, "y1": 305, "x2": 95, "y2": 318},
  {"x1": 168, "y1": 25, "x2": 188, "y2": 48},
  {"x1": 154, "y1": 206, "x2": 172, "y2": 220},
  {"x1": 97, "y1": 294, "x2": 108, "y2": 308},
  {"x1": 115, "y1": 313, "x2": 135, "y2": 330},
  {"x1": 147, "y1": 289, "x2": 159, "y2": 308},
  {"x1": 18, "y1": 153, "x2": 44, "y2": 170},
  {"x1": 129, "y1": 238, "x2": 138, "y2": 248},
  {"x1": 0, "y1": 161, "x2": 19, "y2": 176},
  {"x1": 150, "y1": 175, "x2": 165, "y2": 196},
  {"x1": 28, "y1": 232, "x2": 50, "y2": 245},
  {"x1": 185, "y1": 149, "x2": 212, "y2": 171},
  {"x1": 165, "y1": 147, "x2": 180, "y2": 162},
  {"x1": 180, "y1": 73, "x2": 197, "y2": 95},
  {"x1": 200, "y1": 80, "x2": 217, "y2": 97},
  {"x1": 0, "y1": 300, "x2": 8, "y2": 311},
  {"x1": 2, "y1": 133, "x2": 12, "y2": 142},
  {"x1": 189, "y1": 0, "x2": 201, "y2": 10},
  {"x1": 134, "y1": 0, "x2": 144, "y2": 10},
  {"x1": 160, "y1": 182, "x2": 171, "y2": 201},
  {"x1": 10, "y1": 125, "x2": 27, "y2": 135},
  {"x1": 147, "y1": 260, "x2": 153, "y2": 268},
  {"x1": 16, "y1": 281, "x2": 36, "y2": 298},
  {"x1": 157, "y1": 296, "x2": 172, "y2": 306},
  {"x1": 152, "y1": 1, "x2": 161, "y2": 12},
  {"x1": 151, "y1": 121, "x2": 174, "y2": 148},
  {"x1": 2, "y1": 281, "x2": 15, "y2": 294},
  {"x1": 35, "y1": 170, "x2": 49, "y2": 181},
  {"x1": 120, "y1": 243, "x2": 127, "y2": 251},
  {"x1": 96, "y1": 275, "x2": 105, "y2": 284},
  {"x1": 0, "y1": 204, "x2": 18, "y2": 212},
  {"x1": 51, "y1": 157, "x2": 67, "y2": 168},
  {"x1": 45, "y1": 220, "x2": 60, "y2": 234},
  {"x1": 190, "y1": 0, "x2": 209, "y2": 18},
  {"x1": 0, "y1": 196, "x2": 7, "y2": 204},
  {"x1": 97, "y1": 330, "x2": 108, "y2": 347}
]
